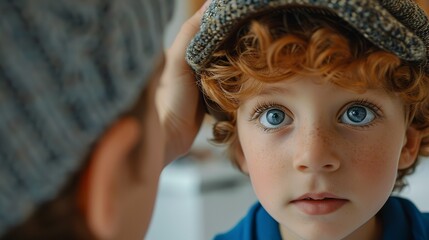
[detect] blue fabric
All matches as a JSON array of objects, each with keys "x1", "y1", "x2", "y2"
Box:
[
  {"x1": 380, "y1": 197, "x2": 429, "y2": 240},
  {"x1": 214, "y1": 203, "x2": 281, "y2": 240},
  {"x1": 214, "y1": 196, "x2": 429, "y2": 240}
]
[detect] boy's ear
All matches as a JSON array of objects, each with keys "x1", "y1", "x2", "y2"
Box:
[
  {"x1": 234, "y1": 139, "x2": 249, "y2": 173},
  {"x1": 399, "y1": 125, "x2": 422, "y2": 170},
  {"x1": 78, "y1": 117, "x2": 141, "y2": 239}
]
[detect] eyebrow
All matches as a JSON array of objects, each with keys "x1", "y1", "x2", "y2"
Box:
[{"x1": 258, "y1": 85, "x2": 293, "y2": 96}]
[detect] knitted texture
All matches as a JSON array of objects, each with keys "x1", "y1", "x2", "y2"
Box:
[
  {"x1": 186, "y1": 0, "x2": 429, "y2": 73},
  {"x1": 0, "y1": 0, "x2": 173, "y2": 235}
]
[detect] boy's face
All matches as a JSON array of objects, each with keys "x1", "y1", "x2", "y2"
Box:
[{"x1": 236, "y1": 75, "x2": 414, "y2": 240}]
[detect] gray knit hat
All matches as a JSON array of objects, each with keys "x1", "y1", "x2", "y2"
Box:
[
  {"x1": 186, "y1": 0, "x2": 429, "y2": 73},
  {"x1": 0, "y1": 0, "x2": 173, "y2": 236}
]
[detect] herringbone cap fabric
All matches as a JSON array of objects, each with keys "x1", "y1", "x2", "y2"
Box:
[{"x1": 186, "y1": 0, "x2": 429, "y2": 73}]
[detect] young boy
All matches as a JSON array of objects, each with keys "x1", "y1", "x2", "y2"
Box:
[
  {"x1": 187, "y1": 0, "x2": 429, "y2": 239},
  {"x1": 0, "y1": 0, "x2": 207, "y2": 239}
]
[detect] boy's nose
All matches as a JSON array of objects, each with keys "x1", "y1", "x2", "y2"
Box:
[{"x1": 292, "y1": 125, "x2": 341, "y2": 173}]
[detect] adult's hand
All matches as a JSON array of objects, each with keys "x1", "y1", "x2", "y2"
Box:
[{"x1": 156, "y1": 1, "x2": 210, "y2": 165}]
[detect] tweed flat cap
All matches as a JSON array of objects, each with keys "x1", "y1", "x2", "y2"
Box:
[
  {"x1": 186, "y1": 0, "x2": 429, "y2": 73},
  {"x1": 0, "y1": 0, "x2": 173, "y2": 236}
]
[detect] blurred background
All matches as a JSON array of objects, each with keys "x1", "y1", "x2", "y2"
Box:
[{"x1": 146, "y1": 1, "x2": 429, "y2": 239}]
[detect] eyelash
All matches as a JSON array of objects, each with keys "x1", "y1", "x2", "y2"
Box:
[
  {"x1": 249, "y1": 101, "x2": 289, "y2": 132},
  {"x1": 339, "y1": 99, "x2": 383, "y2": 127},
  {"x1": 249, "y1": 101, "x2": 285, "y2": 121},
  {"x1": 248, "y1": 99, "x2": 383, "y2": 130},
  {"x1": 353, "y1": 99, "x2": 381, "y2": 113}
]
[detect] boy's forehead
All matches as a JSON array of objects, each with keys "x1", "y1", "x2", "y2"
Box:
[
  {"x1": 240, "y1": 76, "x2": 405, "y2": 112},
  {"x1": 243, "y1": 74, "x2": 375, "y2": 96}
]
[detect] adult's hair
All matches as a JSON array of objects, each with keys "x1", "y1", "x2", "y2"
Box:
[{"x1": 1, "y1": 163, "x2": 94, "y2": 240}]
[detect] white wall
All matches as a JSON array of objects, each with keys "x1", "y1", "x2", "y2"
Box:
[{"x1": 397, "y1": 157, "x2": 429, "y2": 211}]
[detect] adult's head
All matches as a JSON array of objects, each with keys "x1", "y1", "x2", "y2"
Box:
[{"x1": 0, "y1": 0, "x2": 174, "y2": 239}]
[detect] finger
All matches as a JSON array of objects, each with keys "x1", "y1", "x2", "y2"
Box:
[{"x1": 168, "y1": 0, "x2": 211, "y2": 58}]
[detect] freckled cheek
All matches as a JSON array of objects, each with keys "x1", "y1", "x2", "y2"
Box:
[
  {"x1": 350, "y1": 140, "x2": 400, "y2": 192},
  {"x1": 242, "y1": 139, "x2": 289, "y2": 197}
]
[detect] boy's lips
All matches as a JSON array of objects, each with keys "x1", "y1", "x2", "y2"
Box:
[{"x1": 291, "y1": 193, "x2": 349, "y2": 215}]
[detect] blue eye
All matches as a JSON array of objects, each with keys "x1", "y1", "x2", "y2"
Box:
[
  {"x1": 259, "y1": 108, "x2": 291, "y2": 129},
  {"x1": 340, "y1": 105, "x2": 375, "y2": 126}
]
